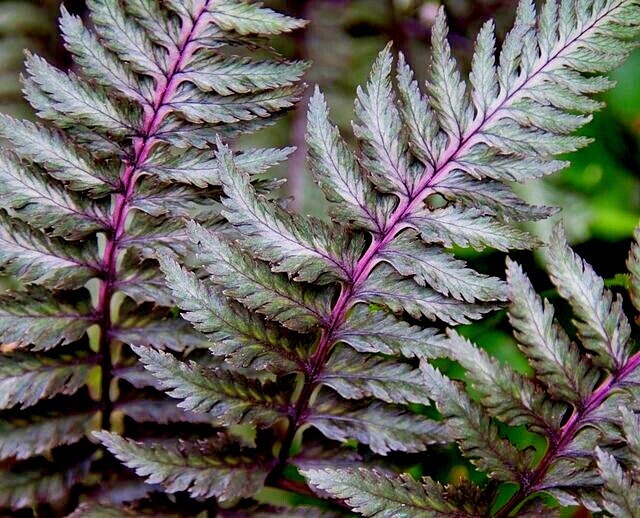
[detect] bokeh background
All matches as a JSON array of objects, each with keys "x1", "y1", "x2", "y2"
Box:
[{"x1": 1, "y1": 0, "x2": 638, "y2": 515}]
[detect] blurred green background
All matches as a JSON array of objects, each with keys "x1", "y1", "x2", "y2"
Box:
[{"x1": 1, "y1": 0, "x2": 638, "y2": 515}]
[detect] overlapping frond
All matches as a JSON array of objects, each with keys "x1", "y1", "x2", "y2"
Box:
[
  {"x1": 0, "y1": 0, "x2": 306, "y2": 514},
  {"x1": 308, "y1": 394, "x2": 449, "y2": 456},
  {"x1": 148, "y1": 0, "x2": 640, "y2": 514},
  {"x1": 2, "y1": 0, "x2": 635, "y2": 514},
  {"x1": 97, "y1": 432, "x2": 273, "y2": 503},
  {"x1": 306, "y1": 226, "x2": 640, "y2": 516}
]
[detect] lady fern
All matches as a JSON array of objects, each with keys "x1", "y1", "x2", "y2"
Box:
[
  {"x1": 305, "y1": 225, "x2": 640, "y2": 516},
  {"x1": 94, "y1": 0, "x2": 640, "y2": 515},
  {"x1": 0, "y1": 0, "x2": 305, "y2": 514}
]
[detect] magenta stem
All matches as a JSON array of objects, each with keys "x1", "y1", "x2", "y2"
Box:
[
  {"x1": 275, "y1": 1, "x2": 620, "y2": 467},
  {"x1": 495, "y1": 351, "x2": 640, "y2": 517},
  {"x1": 95, "y1": 1, "x2": 212, "y2": 430}
]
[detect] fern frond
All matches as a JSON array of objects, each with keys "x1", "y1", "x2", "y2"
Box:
[
  {"x1": 305, "y1": 225, "x2": 640, "y2": 515},
  {"x1": 217, "y1": 140, "x2": 358, "y2": 283},
  {"x1": 96, "y1": 432, "x2": 272, "y2": 502},
  {"x1": 320, "y1": 346, "x2": 432, "y2": 405},
  {"x1": 187, "y1": 221, "x2": 332, "y2": 332},
  {"x1": 596, "y1": 447, "x2": 639, "y2": 517},
  {"x1": 0, "y1": 214, "x2": 99, "y2": 289},
  {"x1": 158, "y1": 253, "x2": 306, "y2": 373},
  {"x1": 546, "y1": 225, "x2": 632, "y2": 370},
  {"x1": 506, "y1": 256, "x2": 599, "y2": 404},
  {"x1": 336, "y1": 305, "x2": 445, "y2": 358},
  {"x1": 306, "y1": 87, "x2": 384, "y2": 232},
  {"x1": 205, "y1": 1, "x2": 308, "y2": 35},
  {"x1": 133, "y1": 345, "x2": 289, "y2": 426},
  {"x1": 420, "y1": 361, "x2": 531, "y2": 482},
  {"x1": 0, "y1": 411, "x2": 93, "y2": 460},
  {"x1": 357, "y1": 264, "x2": 499, "y2": 324},
  {"x1": 93, "y1": 0, "x2": 640, "y2": 513},
  {"x1": 0, "y1": 352, "x2": 95, "y2": 409},
  {"x1": 378, "y1": 230, "x2": 506, "y2": 302},
  {"x1": 353, "y1": 43, "x2": 413, "y2": 197},
  {"x1": 0, "y1": 459, "x2": 91, "y2": 510},
  {"x1": 0, "y1": 288, "x2": 94, "y2": 350},
  {"x1": 308, "y1": 394, "x2": 448, "y2": 456},
  {"x1": 0, "y1": 0, "x2": 307, "y2": 513},
  {"x1": 303, "y1": 468, "x2": 455, "y2": 517}
]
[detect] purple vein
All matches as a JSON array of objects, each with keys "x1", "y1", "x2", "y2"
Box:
[
  {"x1": 275, "y1": 1, "x2": 621, "y2": 467},
  {"x1": 495, "y1": 350, "x2": 640, "y2": 517},
  {"x1": 95, "y1": 1, "x2": 213, "y2": 429}
]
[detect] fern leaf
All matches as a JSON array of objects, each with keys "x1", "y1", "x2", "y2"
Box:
[
  {"x1": 546, "y1": 224, "x2": 631, "y2": 370},
  {"x1": 379, "y1": 231, "x2": 506, "y2": 302},
  {"x1": 87, "y1": 0, "x2": 164, "y2": 77},
  {"x1": 308, "y1": 394, "x2": 448, "y2": 455},
  {"x1": 132, "y1": 346, "x2": 289, "y2": 426},
  {"x1": 0, "y1": 459, "x2": 91, "y2": 510},
  {"x1": 620, "y1": 407, "x2": 640, "y2": 472},
  {"x1": 427, "y1": 8, "x2": 473, "y2": 143},
  {"x1": 307, "y1": 87, "x2": 382, "y2": 231},
  {"x1": 433, "y1": 171, "x2": 556, "y2": 222},
  {"x1": 596, "y1": 447, "x2": 639, "y2": 518},
  {"x1": 407, "y1": 206, "x2": 535, "y2": 252},
  {"x1": 116, "y1": 398, "x2": 212, "y2": 425},
  {"x1": 143, "y1": 146, "x2": 294, "y2": 188},
  {"x1": 96, "y1": 432, "x2": 271, "y2": 502},
  {"x1": 24, "y1": 53, "x2": 139, "y2": 136},
  {"x1": 0, "y1": 153, "x2": 108, "y2": 240},
  {"x1": 205, "y1": 1, "x2": 308, "y2": 35},
  {"x1": 0, "y1": 0, "x2": 308, "y2": 512},
  {"x1": 396, "y1": 52, "x2": 442, "y2": 168},
  {"x1": 180, "y1": 54, "x2": 307, "y2": 96},
  {"x1": 171, "y1": 83, "x2": 301, "y2": 125},
  {"x1": 110, "y1": 318, "x2": 210, "y2": 353},
  {"x1": 456, "y1": 145, "x2": 569, "y2": 182},
  {"x1": 59, "y1": 7, "x2": 147, "y2": 104},
  {"x1": 0, "y1": 288, "x2": 93, "y2": 350},
  {"x1": 0, "y1": 214, "x2": 99, "y2": 289},
  {"x1": 0, "y1": 352, "x2": 94, "y2": 409},
  {"x1": 506, "y1": 257, "x2": 598, "y2": 404},
  {"x1": 628, "y1": 226, "x2": 640, "y2": 313},
  {"x1": 158, "y1": 253, "x2": 305, "y2": 373},
  {"x1": 357, "y1": 264, "x2": 499, "y2": 325},
  {"x1": 0, "y1": 411, "x2": 94, "y2": 460},
  {"x1": 470, "y1": 20, "x2": 498, "y2": 119},
  {"x1": 337, "y1": 305, "x2": 446, "y2": 359},
  {"x1": 217, "y1": 140, "x2": 357, "y2": 283},
  {"x1": 353, "y1": 44, "x2": 413, "y2": 196},
  {"x1": 420, "y1": 361, "x2": 530, "y2": 482},
  {"x1": 303, "y1": 468, "x2": 454, "y2": 517},
  {"x1": 187, "y1": 221, "x2": 331, "y2": 332},
  {"x1": 0, "y1": 115, "x2": 114, "y2": 194},
  {"x1": 443, "y1": 331, "x2": 563, "y2": 435},
  {"x1": 320, "y1": 346, "x2": 432, "y2": 405}
]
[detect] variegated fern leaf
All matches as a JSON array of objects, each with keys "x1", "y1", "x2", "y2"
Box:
[
  {"x1": 304, "y1": 225, "x2": 640, "y2": 516},
  {"x1": 0, "y1": 0, "x2": 305, "y2": 515},
  {"x1": 96, "y1": 0, "x2": 640, "y2": 514}
]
